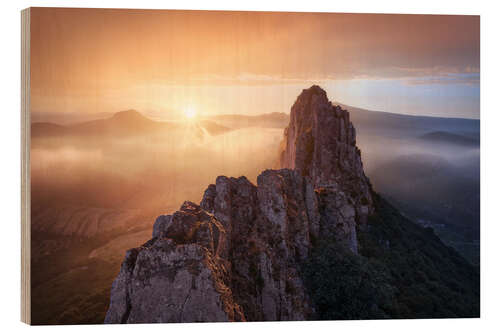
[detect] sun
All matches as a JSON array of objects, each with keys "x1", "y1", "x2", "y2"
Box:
[{"x1": 184, "y1": 107, "x2": 197, "y2": 120}]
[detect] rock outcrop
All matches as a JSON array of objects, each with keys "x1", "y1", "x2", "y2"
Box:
[
  {"x1": 280, "y1": 86, "x2": 373, "y2": 252},
  {"x1": 105, "y1": 86, "x2": 376, "y2": 323},
  {"x1": 280, "y1": 85, "x2": 373, "y2": 231}
]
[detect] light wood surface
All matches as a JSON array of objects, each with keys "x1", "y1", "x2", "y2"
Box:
[{"x1": 21, "y1": 7, "x2": 31, "y2": 325}]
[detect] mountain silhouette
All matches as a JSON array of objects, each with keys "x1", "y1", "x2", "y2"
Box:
[
  {"x1": 419, "y1": 131, "x2": 479, "y2": 147},
  {"x1": 32, "y1": 110, "x2": 231, "y2": 137}
]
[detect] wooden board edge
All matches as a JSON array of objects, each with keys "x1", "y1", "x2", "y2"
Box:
[{"x1": 21, "y1": 7, "x2": 31, "y2": 325}]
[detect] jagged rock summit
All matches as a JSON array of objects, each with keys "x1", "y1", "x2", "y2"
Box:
[
  {"x1": 105, "y1": 86, "x2": 372, "y2": 323},
  {"x1": 281, "y1": 85, "x2": 373, "y2": 209},
  {"x1": 104, "y1": 86, "x2": 479, "y2": 323},
  {"x1": 280, "y1": 85, "x2": 374, "y2": 248},
  {"x1": 105, "y1": 86, "x2": 373, "y2": 323}
]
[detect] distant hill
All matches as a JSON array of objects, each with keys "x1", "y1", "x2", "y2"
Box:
[
  {"x1": 31, "y1": 122, "x2": 69, "y2": 137},
  {"x1": 419, "y1": 131, "x2": 479, "y2": 147},
  {"x1": 70, "y1": 110, "x2": 170, "y2": 136},
  {"x1": 32, "y1": 110, "x2": 231, "y2": 138},
  {"x1": 337, "y1": 103, "x2": 480, "y2": 139}
]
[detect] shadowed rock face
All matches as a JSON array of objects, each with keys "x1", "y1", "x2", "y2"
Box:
[
  {"x1": 280, "y1": 85, "x2": 374, "y2": 227},
  {"x1": 105, "y1": 86, "x2": 376, "y2": 323}
]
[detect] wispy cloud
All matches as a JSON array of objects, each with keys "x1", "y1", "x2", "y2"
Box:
[
  {"x1": 156, "y1": 68, "x2": 480, "y2": 87},
  {"x1": 404, "y1": 73, "x2": 480, "y2": 86}
]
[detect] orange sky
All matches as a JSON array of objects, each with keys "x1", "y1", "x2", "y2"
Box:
[{"x1": 30, "y1": 8, "x2": 480, "y2": 121}]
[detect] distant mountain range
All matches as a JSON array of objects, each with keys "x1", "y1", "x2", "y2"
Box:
[
  {"x1": 206, "y1": 104, "x2": 480, "y2": 145},
  {"x1": 32, "y1": 110, "x2": 231, "y2": 137},
  {"x1": 33, "y1": 106, "x2": 480, "y2": 145},
  {"x1": 336, "y1": 103, "x2": 478, "y2": 132}
]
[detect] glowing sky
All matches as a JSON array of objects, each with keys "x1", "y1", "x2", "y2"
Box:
[{"x1": 30, "y1": 8, "x2": 480, "y2": 121}]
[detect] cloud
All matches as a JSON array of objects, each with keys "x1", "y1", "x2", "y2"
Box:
[
  {"x1": 150, "y1": 68, "x2": 480, "y2": 87},
  {"x1": 404, "y1": 73, "x2": 480, "y2": 86}
]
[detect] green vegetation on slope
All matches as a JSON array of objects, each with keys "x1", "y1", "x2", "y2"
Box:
[{"x1": 302, "y1": 193, "x2": 480, "y2": 320}]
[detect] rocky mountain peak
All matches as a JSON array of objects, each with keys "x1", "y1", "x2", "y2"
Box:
[
  {"x1": 281, "y1": 85, "x2": 362, "y2": 181},
  {"x1": 281, "y1": 85, "x2": 373, "y2": 224},
  {"x1": 105, "y1": 86, "x2": 378, "y2": 324}
]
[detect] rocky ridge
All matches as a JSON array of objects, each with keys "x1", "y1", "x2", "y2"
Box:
[
  {"x1": 104, "y1": 86, "x2": 478, "y2": 323},
  {"x1": 105, "y1": 86, "x2": 372, "y2": 323}
]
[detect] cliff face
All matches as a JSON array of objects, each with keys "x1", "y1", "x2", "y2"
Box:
[
  {"x1": 105, "y1": 170, "x2": 318, "y2": 323},
  {"x1": 280, "y1": 85, "x2": 374, "y2": 251},
  {"x1": 105, "y1": 86, "x2": 479, "y2": 323}
]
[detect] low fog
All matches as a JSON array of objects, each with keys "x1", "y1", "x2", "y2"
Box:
[{"x1": 31, "y1": 125, "x2": 283, "y2": 230}]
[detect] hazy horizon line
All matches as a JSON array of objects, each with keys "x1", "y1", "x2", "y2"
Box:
[{"x1": 30, "y1": 101, "x2": 480, "y2": 126}]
